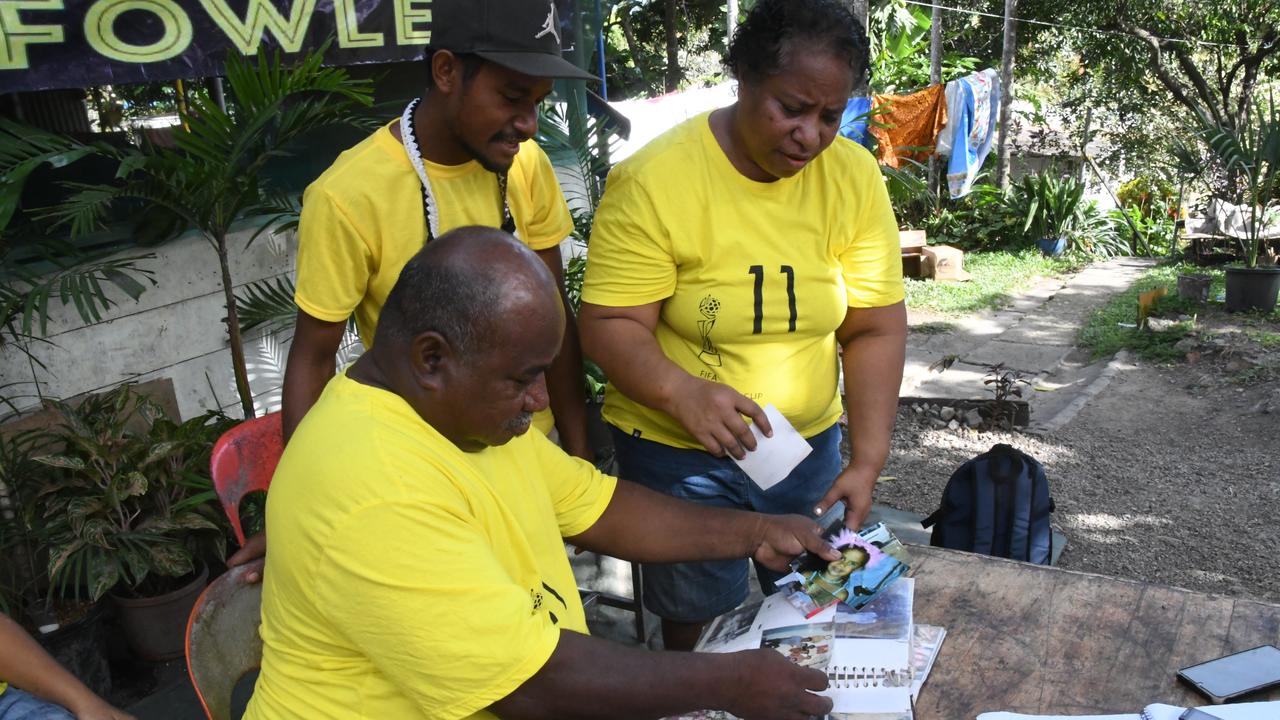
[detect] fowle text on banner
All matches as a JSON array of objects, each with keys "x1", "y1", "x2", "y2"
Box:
[{"x1": 0, "y1": 0, "x2": 578, "y2": 95}]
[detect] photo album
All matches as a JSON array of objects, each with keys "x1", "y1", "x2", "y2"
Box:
[{"x1": 668, "y1": 519, "x2": 944, "y2": 720}]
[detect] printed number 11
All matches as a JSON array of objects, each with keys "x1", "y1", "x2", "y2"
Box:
[{"x1": 749, "y1": 265, "x2": 797, "y2": 334}]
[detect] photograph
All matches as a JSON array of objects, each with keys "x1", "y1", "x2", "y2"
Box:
[{"x1": 760, "y1": 623, "x2": 834, "y2": 670}]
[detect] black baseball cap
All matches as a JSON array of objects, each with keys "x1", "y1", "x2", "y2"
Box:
[{"x1": 430, "y1": 0, "x2": 597, "y2": 82}]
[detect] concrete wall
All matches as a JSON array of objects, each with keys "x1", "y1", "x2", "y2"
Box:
[
  {"x1": 0, "y1": 226, "x2": 306, "y2": 422},
  {"x1": 2, "y1": 212, "x2": 576, "y2": 424}
]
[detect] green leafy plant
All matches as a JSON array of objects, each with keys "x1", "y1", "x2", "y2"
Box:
[
  {"x1": 982, "y1": 362, "x2": 1031, "y2": 431},
  {"x1": 536, "y1": 96, "x2": 623, "y2": 401},
  {"x1": 1196, "y1": 94, "x2": 1280, "y2": 268},
  {"x1": 868, "y1": 0, "x2": 980, "y2": 94},
  {"x1": 1, "y1": 47, "x2": 376, "y2": 419},
  {"x1": 32, "y1": 385, "x2": 234, "y2": 601},
  {"x1": 1013, "y1": 172, "x2": 1086, "y2": 245},
  {"x1": 0, "y1": 429, "x2": 56, "y2": 615}
]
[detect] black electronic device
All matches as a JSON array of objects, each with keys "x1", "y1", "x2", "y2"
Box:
[{"x1": 1176, "y1": 644, "x2": 1280, "y2": 704}]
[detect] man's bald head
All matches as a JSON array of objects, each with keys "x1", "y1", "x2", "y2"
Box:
[{"x1": 376, "y1": 226, "x2": 561, "y2": 356}]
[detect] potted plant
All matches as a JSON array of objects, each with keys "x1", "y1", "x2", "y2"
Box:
[
  {"x1": 32, "y1": 384, "x2": 233, "y2": 660},
  {"x1": 1012, "y1": 173, "x2": 1086, "y2": 256},
  {"x1": 1197, "y1": 95, "x2": 1280, "y2": 312},
  {"x1": 0, "y1": 430, "x2": 114, "y2": 695}
]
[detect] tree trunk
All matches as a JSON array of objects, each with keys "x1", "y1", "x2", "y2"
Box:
[
  {"x1": 928, "y1": 3, "x2": 943, "y2": 205},
  {"x1": 215, "y1": 233, "x2": 256, "y2": 419},
  {"x1": 618, "y1": 10, "x2": 650, "y2": 90},
  {"x1": 663, "y1": 0, "x2": 681, "y2": 92},
  {"x1": 841, "y1": 0, "x2": 870, "y2": 96},
  {"x1": 995, "y1": 0, "x2": 1017, "y2": 189}
]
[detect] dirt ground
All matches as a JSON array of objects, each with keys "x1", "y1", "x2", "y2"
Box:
[{"x1": 877, "y1": 308, "x2": 1280, "y2": 603}]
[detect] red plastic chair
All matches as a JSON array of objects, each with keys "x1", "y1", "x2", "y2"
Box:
[
  {"x1": 185, "y1": 562, "x2": 263, "y2": 720},
  {"x1": 185, "y1": 413, "x2": 281, "y2": 719},
  {"x1": 208, "y1": 412, "x2": 282, "y2": 546}
]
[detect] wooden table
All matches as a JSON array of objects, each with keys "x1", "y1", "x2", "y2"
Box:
[{"x1": 908, "y1": 546, "x2": 1280, "y2": 718}]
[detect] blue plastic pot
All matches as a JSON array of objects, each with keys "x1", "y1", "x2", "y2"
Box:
[{"x1": 1037, "y1": 237, "x2": 1067, "y2": 256}]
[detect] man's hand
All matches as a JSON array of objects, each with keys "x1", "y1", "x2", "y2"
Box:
[
  {"x1": 725, "y1": 649, "x2": 833, "y2": 720},
  {"x1": 814, "y1": 465, "x2": 878, "y2": 531},
  {"x1": 226, "y1": 532, "x2": 266, "y2": 584},
  {"x1": 666, "y1": 376, "x2": 771, "y2": 460},
  {"x1": 750, "y1": 514, "x2": 839, "y2": 572}
]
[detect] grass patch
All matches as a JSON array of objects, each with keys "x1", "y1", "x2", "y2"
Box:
[
  {"x1": 1079, "y1": 263, "x2": 1220, "y2": 362},
  {"x1": 1244, "y1": 327, "x2": 1280, "y2": 348},
  {"x1": 911, "y1": 321, "x2": 958, "y2": 334},
  {"x1": 904, "y1": 249, "x2": 1085, "y2": 315}
]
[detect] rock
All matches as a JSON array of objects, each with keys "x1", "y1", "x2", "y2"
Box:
[
  {"x1": 964, "y1": 409, "x2": 984, "y2": 427},
  {"x1": 947, "y1": 419, "x2": 960, "y2": 431},
  {"x1": 1174, "y1": 337, "x2": 1198, "y2": 352},
  {"x1": 929, "y1": 417, "x2": 948, "y2": 429},
  {"x1": 912, "y1": 404, "x2": 923, "y2": 414},
  {"x1": 1225, "y1": 358, "x2": 1255, "y2": 373},
  {"x1": 940, "y1": 406, "x2": 957, "y2": 421},
  {"x1": 1147, "y1": 318, "x2": 1178, "y2": 332}
]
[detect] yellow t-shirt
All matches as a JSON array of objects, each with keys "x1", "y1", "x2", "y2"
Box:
[
  {"x1": 243, "y1": 372, "x2": 616, "y2": 720},
  {"x1": 294, "y1": 123, "x2": 575, "y2": 434},
  {"x1": 582, "y1": 112, "x2": 903, "y2": 448}
]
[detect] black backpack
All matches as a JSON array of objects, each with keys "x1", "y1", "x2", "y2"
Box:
[{"x1": 921, "y1": 443, "x2": 1055, "y2": 564}]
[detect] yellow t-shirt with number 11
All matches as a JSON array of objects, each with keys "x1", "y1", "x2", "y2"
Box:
[{"x1": 582, "y1": 111, "x2": 904, "y2": 449}]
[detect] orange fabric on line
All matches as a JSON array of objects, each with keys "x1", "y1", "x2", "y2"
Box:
[{"x1": 870, "y1": 84, "x2": 948, "y2": 168}]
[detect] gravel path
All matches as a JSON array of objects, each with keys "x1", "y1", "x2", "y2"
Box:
[{"x1": 877, "y1": 325, "x2": 1280, "y2": 603}]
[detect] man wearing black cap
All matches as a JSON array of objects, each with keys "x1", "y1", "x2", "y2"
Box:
[{"x1": 278, "y1": 0, "x2": 596, "y2": 457}]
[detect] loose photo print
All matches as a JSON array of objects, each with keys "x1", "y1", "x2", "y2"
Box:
[
  {"x1": 695, "y1": 599, "x2": 763, "y2": 653},
  {"x1": 834, "y1": 578, "x2": 914, "y2": 640},
  {"x1": 774, "y1": 521, "x2": 910, "y2": 618},
  {"x1": 827, "y1": 713, "x2": 912, "y2": 720},
  {"x1": 760, "y1": 623, "x2": 834, "y2": 670}
]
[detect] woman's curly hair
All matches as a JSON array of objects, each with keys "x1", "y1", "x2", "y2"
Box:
[{"x1": 725, "y1": 0, "x2": 869, "y2": 87}]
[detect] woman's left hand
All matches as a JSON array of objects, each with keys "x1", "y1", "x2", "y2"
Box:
[{"x1": 815, "y1": 465, "x2": 879, "y2": 530}]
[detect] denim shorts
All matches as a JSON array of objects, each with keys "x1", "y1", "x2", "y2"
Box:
[
  {"x1": 610, "y1": 423, "x2": 843, "y2": 623},
  {"x1": 0, "y1": 688, "x2": 75, "y2": 720}
]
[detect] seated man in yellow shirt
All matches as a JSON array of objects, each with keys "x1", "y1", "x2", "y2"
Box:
[{"x1": 244, "y1": 227, "x2": 840, "y2": 720}]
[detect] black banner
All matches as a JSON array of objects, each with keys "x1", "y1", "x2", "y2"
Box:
[{"x1": 0, "y1": 0, "x2": 580, "y2": 94}]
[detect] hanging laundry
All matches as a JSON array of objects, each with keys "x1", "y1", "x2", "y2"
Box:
[
  {"x1": 938, "y1": 68, "x2": 1000, "y2": 199},
  {"x1": 839, "y1": 96, "x2": 874, "y2": 148},
  {"x1": 868, "y1": 84, "x2": 948, "y2": 168}
]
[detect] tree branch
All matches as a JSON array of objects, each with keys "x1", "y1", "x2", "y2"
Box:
[
  {"x1": 1119, "y1": 21, "x2": 1220, "y2": 126},
  {"x1": 1232, "y1": 29, "x2": 1280, "y2": 126}
]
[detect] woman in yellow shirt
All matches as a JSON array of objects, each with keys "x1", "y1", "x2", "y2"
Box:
[{"x1": 580, "y1": 0, "x2": 907, "y2": 650}]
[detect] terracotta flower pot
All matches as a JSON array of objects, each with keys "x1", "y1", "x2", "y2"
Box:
[{"x1": 111, "y1": 565, "x2": 209, "y2": 661}]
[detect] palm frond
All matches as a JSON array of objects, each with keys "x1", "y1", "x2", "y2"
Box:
[
  {"x1": 0, "y1": 119, "x2": 107, "y2": 233},
  {"x1": 1, "y1": 239, "x2": 155, "y2": 337},
  {"x1": 537, "y1": 99, "x2": 621, "y2": 215},
  {"x1": 234, "y1": 276, "x2": 297, "y2": 334}
]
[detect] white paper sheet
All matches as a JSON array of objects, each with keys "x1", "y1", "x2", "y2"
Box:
[
  {"x1": 731, "y1": 404, "x2": 813, "y2": 491},
  {"x1": 975, "y1": 700, "x2": 1280, "y2": 720}
]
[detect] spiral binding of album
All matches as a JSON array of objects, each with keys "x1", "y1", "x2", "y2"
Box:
[{"x1": 825, "y1": 665, "x2": 912, "y2": 689}]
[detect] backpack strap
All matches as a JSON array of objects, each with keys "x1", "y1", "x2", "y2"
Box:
[
  {"x1": 970, "y1": 453, "x2": 999, "y2": 556},
  {"x1": 1005, "y1": 450, "x2": 1034, "y2": 561}
]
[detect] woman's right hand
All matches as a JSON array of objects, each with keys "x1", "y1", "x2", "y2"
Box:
[{"x1": 665, "y1": 375, "x2": 772, "y2": 459}]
